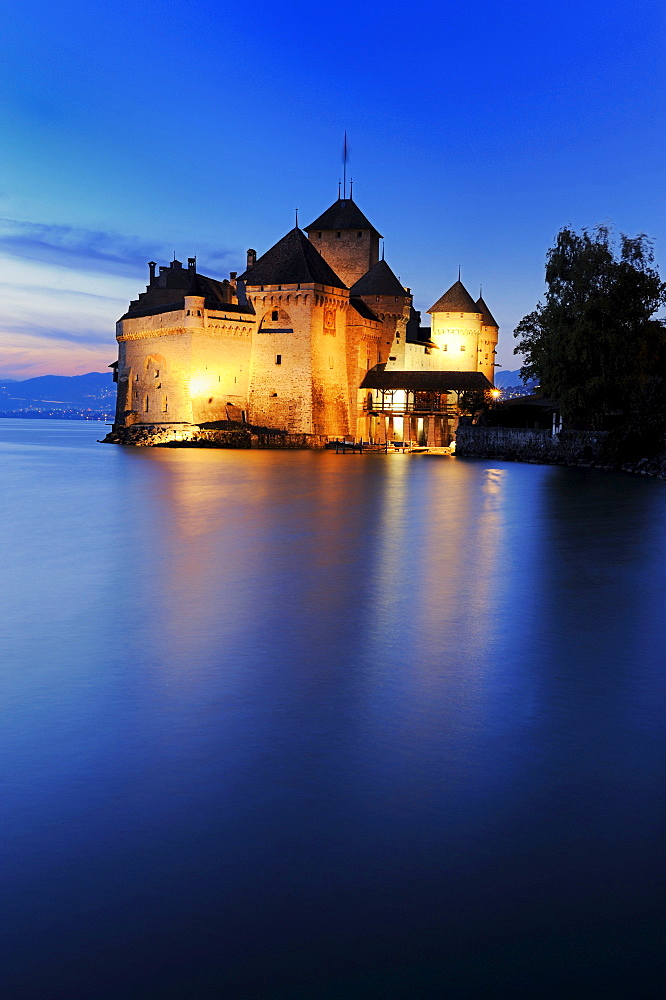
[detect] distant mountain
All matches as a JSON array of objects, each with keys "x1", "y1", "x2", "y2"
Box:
[
  {"x1": 0, "y1": 372, "x2": 116, "y2": 418},
  {"x1": 494, "y1": 369, "x2": 537, "y2": 389}
]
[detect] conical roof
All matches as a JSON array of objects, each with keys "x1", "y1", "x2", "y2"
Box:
[
  {"x1": 186, "y1": 271, "x2": 206, "y2": 296},
  {"x1": 349, "y1": 259, "x2": 408, "y2": 298},
  {"x1": 305, "y1": 197, "x2": 382, "y2": 237},
  {"x1": 476, "y1": 295, "x2": 499, "y2": 328},
  {"x1": 237, "y1": 228, "x2": 346, "y2": 288},
  {"x1": 427, "y1": 279, "x2": 480, "y2": 314}
]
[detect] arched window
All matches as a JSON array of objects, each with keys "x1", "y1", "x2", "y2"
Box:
[{"x1": 259, "y1": 308, "x2": 293, "y2": 334}]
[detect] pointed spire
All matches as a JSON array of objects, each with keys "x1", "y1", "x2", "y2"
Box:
[
  {"x1": 458, "y1": 264, "x2": 461, "y2": 281},
  {"x1": 295, "y1": 208, "x2": 299, "y2": 228},
  {"x1": 381, "y1": 240, "x2": 385, "y2": 260},
  {"x1": 338, "y1": 180, "x2": 341, "y2": 199},
  {"x1": 350, "y1": 177, "x2": 353, "y2": 199}
]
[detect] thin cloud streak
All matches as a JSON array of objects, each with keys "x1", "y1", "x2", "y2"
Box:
[{"x1": 0, "y1": 219, "x2": 237, "y2": 278}]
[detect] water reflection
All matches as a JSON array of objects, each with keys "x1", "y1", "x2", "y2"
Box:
[{"x1": 1, "y1": 425, "x2": 665, "y2": 1000}]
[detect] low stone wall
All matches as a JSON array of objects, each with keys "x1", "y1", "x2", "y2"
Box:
[
  {"x1": 455, "y1": 426, "x2": 666, "y2": 479},
  {"x1": 102, "y1": 423, "x2": 329, "y2": 449},
  {"x1": 455, "y1": 426, "x2": 608, "y2": 463}
]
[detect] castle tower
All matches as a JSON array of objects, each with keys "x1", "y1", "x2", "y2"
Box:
[
  {"x1": 238, "y1": 227, "x2": 351, "y2": 436},
  {"x1": 475, "y1": 295, "x2": 499, "y2": 384},
  {"x1": 349, "y1": 259, "x2": 412, "y2": 368},
  {"x1": 427, "y1": 280, "x2": 484, "y2": 374},
  {"x1": 304, "y1": 197, "x2": 381, "y2": 288}
]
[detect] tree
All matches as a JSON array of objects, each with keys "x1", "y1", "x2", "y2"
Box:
[{"x1": 514, "y1": 226, "x2": 666, "y2": 429}]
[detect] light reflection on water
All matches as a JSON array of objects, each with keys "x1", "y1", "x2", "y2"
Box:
[{"x1": 0, "y1": 420, "x2": 664, "y2": 999}]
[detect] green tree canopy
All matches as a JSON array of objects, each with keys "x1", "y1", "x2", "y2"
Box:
[{"x1": 514, "y1": 226, "x2": 666, "y2": 428}]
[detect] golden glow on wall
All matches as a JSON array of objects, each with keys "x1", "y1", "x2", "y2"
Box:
[{"x1": 189, "y1": 373, "x2": 216, "y2": 397}]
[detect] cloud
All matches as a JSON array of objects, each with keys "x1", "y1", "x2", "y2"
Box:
[
  {"x1": 0, "y1": 219, "x2": 239, "y2": 377},
  {"x1": 0, "y1": 218, "x2": 161, "y2": 277},
  {"x1": 0, "y1": 331, "x2": 115, "y2": 379},
  {"x1": 0, "y1": 318, "x2": 114, "y2": 346},
  {"x1": 0, "y1": 218, "x2": 238, "y2": 279}
]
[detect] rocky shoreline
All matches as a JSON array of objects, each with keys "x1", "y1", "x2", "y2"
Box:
[{"x1": 101, "y1": 422, "x2": 329, "y2": 449}]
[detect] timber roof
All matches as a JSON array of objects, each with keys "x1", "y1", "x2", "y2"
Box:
[
  {"x1": 122, "y1": 265, "x2": 253, "y2": 319},
  {"x1": 237, "y1": 227, "x2": 346, "y2": 288},
  {"x1": 476, "y1": 295, "x2": 499, "y2": 328},
  {"x1": 305, "y1": 197, "x2": 382, "y2": 237},
  {"x1": 360, "y1": 365, "x2": 492, "y2": 391},
  {"x1": 349, "y1": 259, "x2": 408, "y2": 298},
  {"x1": 428, "y1": 280, "x2": 480, "y2": 314}
]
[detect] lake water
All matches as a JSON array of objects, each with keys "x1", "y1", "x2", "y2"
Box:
[{"x1": 1, "y1": 419, "x2": 664, "y2": 999}]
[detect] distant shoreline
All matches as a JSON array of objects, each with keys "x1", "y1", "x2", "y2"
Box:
[{"x1": 0, "y1": 412, "x2": 111, "y2": 421}]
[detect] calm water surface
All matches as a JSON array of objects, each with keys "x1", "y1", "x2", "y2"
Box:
[{"x1": 0, "y1": 420, "x2": 664, "y2": 999}]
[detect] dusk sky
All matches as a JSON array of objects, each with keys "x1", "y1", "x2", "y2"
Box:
[{"x1": 1, "y1": 0, "x2": 663, "y2": 379}]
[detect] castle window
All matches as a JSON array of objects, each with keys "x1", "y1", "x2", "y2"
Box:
[
  {"x1": 317, "y1": 231, "x2": 322, "y2": 238},
  {"x1": 460, "y1": 345, "x2": 465, "y2": 351},
  {"x1": 154, "y1": 370, "x2": 159, "y2": 377},
  {"x1": 443, "y1": 345, "x2": 448, "y2": 351},
  {"x1": 336, "y1": 231, "x2": 341, "y2": 239},
  {"x1": 145, "y1": 395, "x2": 150, "y2": 411},
  {"x1": 163, "y1": 396, "x2": 168, "y2": 412},
  {"x1": 276, "y1": 355, "x2": 282, "y2": 365},
  {"x1": 135, "y1": 374, "x2": 139, "y2": 381},
  {"x1": 197, "y1": 310, "x2": 201, "y2": 316},
  {"x1": 357, "y1": 231, "x2": 362, "y2": 238},
  {"x1": 187, "y1": 309, "x2": 190, "y2": 315},
  {"x1": 272, "y1": 310, "x2": 279, "y2": 321}
]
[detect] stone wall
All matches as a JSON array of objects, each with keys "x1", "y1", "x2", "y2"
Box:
[
  {"x1": 309, "y1": 229, "x2": 379, "y2": 288},
  {"x1": 455, "y1": 426, "x2": 608, "y2": 463}
]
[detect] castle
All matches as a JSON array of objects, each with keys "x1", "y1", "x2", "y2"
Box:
[{"x1": 110, "y1": 194, "x2": 498, "y2": 446}]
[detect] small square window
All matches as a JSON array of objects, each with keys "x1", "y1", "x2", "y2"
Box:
[
  {"x1": 460, "y1": 345, "x2": 465, "y2": 351},
  {"x1": 357, "y1": 231, "x2": 362, "y2": 238},
  {"x1": 276, "y1": 355, "x2": 282, "y2": 365},
  {"x1": 272, "y1": 310, "x2": 279, "y2": 321},
  {"x1": 336, "y1": 231, "x2": 341, "y2": 239}
]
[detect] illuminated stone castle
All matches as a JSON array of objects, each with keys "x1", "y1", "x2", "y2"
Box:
[{"x1": 111, "y1": 195, "x2": 497, "y2": 445}]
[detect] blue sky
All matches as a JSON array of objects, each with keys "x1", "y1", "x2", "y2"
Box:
[{"x1": 1, "y1": 0, "x2": 663, "y2": 377}]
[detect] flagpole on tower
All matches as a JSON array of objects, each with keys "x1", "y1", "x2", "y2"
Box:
[{"x1": 342, "y1": 130, "x2": 348, "y2": 199}]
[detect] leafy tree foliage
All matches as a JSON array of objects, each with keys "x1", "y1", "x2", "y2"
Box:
[{"x1": 514, "y1": 226, "x2": 666, "y2": 430}]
